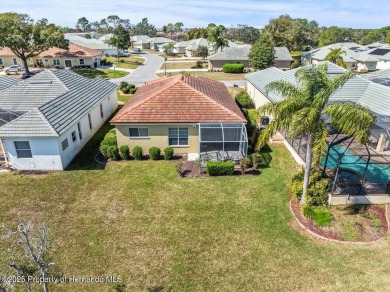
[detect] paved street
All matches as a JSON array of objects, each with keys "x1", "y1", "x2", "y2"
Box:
[
  {"x1": 110, "y1": 53, "x2": 164, "y2": 87},
  {"x1": 221, "y1": 80, "x2": 247, "y2": 87}
]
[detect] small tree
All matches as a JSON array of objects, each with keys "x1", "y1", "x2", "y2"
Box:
[
  {"x1": 248, "y1": 41, "x2": 275, "y2": 70},
  {"x1": 109, "y1": 24, "x2": 130, "y2": 62},
  {"x1": 197, "y1": 45, "x2": 209, "y2": 62},
  {"x1": 325, "y1": 48, "x2": 347, "y2": 68},
  {"x1": 164, "y1": 42, "x2": 175, "y2": 56},
  {"x1": 0, "y1": 13, "x2": 68, "y2": 75}
]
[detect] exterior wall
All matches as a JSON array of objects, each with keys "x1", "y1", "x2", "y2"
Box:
[
  {"x1": 208, "y1": 59, "x2": 251, "y2": 71},
  {"x1": 377, "y1": 61, "x2": 390, "y2": 70},
  {"x1": 114, "y1": 123, "x2": 199, "y2": 155},
  {"x1": 185, "y1": 49, "x2": 196, "y2": 57},
  {"x1": 58, "y1": 90, "x2": 118, "y2": 168},
  {"x1": 4, "y1": 138, "x2": 63, "y2": 170},
  {"x1": 274, "y1": 60, "x2": 292, "y2": 70},
  {"x1": 0, "y1": 56, "x2": 24, "y2": 67},
  {"x1": 30, "y1": 56, "x2": 101, "y2": 69},
  {"x1": 247, "y1": 82, "x2": 272, "y2": 110},
  {"x1": 102, "y1": 49, "x2": 119, "y2": 56},
  {"x1": 175, "y1": 46, "x2": 186, "y2": 54}
]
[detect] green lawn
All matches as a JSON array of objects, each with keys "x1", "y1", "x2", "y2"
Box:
[
  {"x1": 104, "y1": 56, "x2": 145, "y2": 69},
  {"x1": 117, "y1": 89, "x2": 133, "y2": 103},
  {"x1": 160, "y1": 62, "x2": 203, "y2": 70},
  {"x1": 157, "y1": 71, "x2": 247, "y2": 81},
  {"x1": 2, "y1": 123, "x2": 390, "y2": 291},
  {"x1": 72, "y1": 68, "x2": 128, "y2": 79}
]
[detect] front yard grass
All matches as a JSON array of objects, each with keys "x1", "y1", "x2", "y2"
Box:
[
  {"x1": 104, "y1": 56, "x2": 145, "y2": 69},
  {"x1": 160, "y1": 61, "x2": 203, "y2": 70},
  {"x1": 2, "y1": 124, "x2": 390, "y2": 290},
  {"x1": 157, "y1": 71, "x2": 247, "y2": 81},
  {"x1": 72, "y1": 68, "x2": 128, "y2": 79}
]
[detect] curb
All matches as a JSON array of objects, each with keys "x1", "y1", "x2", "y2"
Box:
[{"x1": 290, "y1": 198, "x2": 389, "y2": 245}]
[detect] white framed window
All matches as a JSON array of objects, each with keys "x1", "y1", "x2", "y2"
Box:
[
  {"x1": 71, "y1": 131, "x2": 77, "y2": 142},
  {"x1": 53, "y1": 59, "x2": 60, "y2": 66},
  {"x1": 129, "y1": 128, "x2": 149, "y2": 137},
  {"x1": 77, "y1": 122, "x2": 82, "y2": 140},
  {"x1": 100, "y1": 104, "x2": 104, "y2": 119},
  {"x1": 36, "y1": 59, "x2": 43, "y2": 65},
  {"x1": 79, "y1": 59, "x2": 85, "y2": 65},
  {"x1": 169, "y1": 128, "x2": 188, "y2": 146},
  {"x1": 88, "y1": 114, "x2": 92, "y2": 129},
  {"x1": 61, "y1": 138, "x2": 69, "y2": 151},
  {"x1": 12, "y1": 58, "x2": 17, "y2": 65},
  {"x1": 14, "y1": 141, "x2": 32, "y2": 158},
  {"x1": 0, "y1": 58, "x2": 3, "y2": 66}
]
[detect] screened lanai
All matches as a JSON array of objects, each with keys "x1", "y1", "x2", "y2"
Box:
[{"x1": 198, "y1": 123, "x2": 248, "y2": 167}]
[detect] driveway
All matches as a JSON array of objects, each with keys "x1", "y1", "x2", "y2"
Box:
[
  {"x1": 221, "y1": 80, "x2": 247, "y2": 87},
  {"x1": 110, "y1": 53, "x2": 164, "y2": 87}
]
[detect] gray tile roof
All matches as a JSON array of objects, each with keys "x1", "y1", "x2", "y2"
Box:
[
  {"x1": 150, "y1": 37, "x2": 176, "y2": 44},
  {"x1": 209, "y1": 45, "x2": 251, "y2": 61},
  {"x1": 0, "y1": 70, "x2": 117, "y2": 137},
  {"x1": 373, "y1": 69, "x2": 390, "y2": 78},
  {"x1": 65, "y1": 35, "x2": 116, "y2": 50},
  {"x1": 274, "y1": 47, "x2": 293, "y2": 61},
  {"x1": 185, "y1": 38, "x2": 209, "y2": 51},
  {"x1": 0, "y1": 76, "x2": 20, "y2": 91}
]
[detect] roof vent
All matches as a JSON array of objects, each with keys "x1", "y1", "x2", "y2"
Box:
[{"x1": 29, "y1": 81, "x2": 53, "y2": 85}]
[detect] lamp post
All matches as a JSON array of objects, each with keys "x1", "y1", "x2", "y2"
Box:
[
  {"x1": 164, "y1": 58, "x2": 167, "y2": 76},
  {"x1": 113, "y1": 64, "x2": 116, "y2": 78},
  {"x1": 307, "y1": 45, "x2": 314, "y2": 65}
]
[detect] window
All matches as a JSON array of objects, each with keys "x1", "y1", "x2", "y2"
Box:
[
  {"x1": 36, "y1": 59, "x2": 43, "y2": 65},
  {"x1": 61, "y1": 138, "x2": 69, "y2": 151},
  {"x1": 14, "y1": 141, "x2": 32, "y2": 158},
  {"x1": 0, "y1": 58, "x2": 3, "y2": 66},
  {"x1": 12, "y1": 58, "x2": 17, "y2": 65},
  {"x1": 129, "y1": 128, "x2": 149, "y2": 137},
  {"x1": 100, "y1": 104, "x2": 104, "y2": 119},
  {"x1": 169, "y1": 128, "x2": 188, "y2": 146},
  {"x1": 77, "y1": 122, "x2": 82, "y2": 140},
  {"x1": 88, "y1": 114, "x2": 92, "y2": 129},
  {"x1": 53, "y1": 59, "x2": 60, "y2": 66},
  {"x1": 71, "y1": 131, "x2": 77, "y2": 142},
  {"x1": 79, "y1": 59, "x2": 85, "y2": 65}
]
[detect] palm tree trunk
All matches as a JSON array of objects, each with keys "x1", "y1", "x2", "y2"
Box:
[{"x1": 301, "y1": 134, "x2": 313, "y2": 205}]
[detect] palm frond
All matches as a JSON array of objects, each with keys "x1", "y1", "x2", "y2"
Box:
[
  {"x1": 289, "y1": 107, "x2": 320, "y2": 138},
  {"x1": 264, "y1": 80, "x2": 302, "y2": 98},
  {"x1": 256, "y1": 119, "x2": 281, "y2": 150},
  {"x1": 325, "y1": 102, "x2": 376, "y2": 144},
  {"x1": 311, "y1": 121, "x2": 329, "y2": 164}
]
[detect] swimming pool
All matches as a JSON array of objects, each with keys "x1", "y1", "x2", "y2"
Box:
[{"x1": 322, "y1": 145, "x2": 390, "y2": 183}]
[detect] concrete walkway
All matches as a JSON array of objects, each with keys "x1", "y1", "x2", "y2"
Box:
[
  {"x1": 221, "y1": 80, "x2": 247, "y2": 87},
  {"x1": 110, "y1": 53, "x2": 164, "y2": 87}
]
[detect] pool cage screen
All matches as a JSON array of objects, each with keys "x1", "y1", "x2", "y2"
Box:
[{"x1": 198, "y1": 123, "x2": 248, "y2": 162}]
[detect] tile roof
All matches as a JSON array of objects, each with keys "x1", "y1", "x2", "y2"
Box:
[
  {"x1": 111, "y1": 74, "x2": 246, "y2": 124},
  {"x1": 274, "y1": 47, "x2": 293, "y2": 61},
  {"x1": 209, "y1": 46, "x2": 251, "y2": 61},
  {"x1": 185, "y1": 38, "x2": 210, "y2": 51},
  {"x1": 38, "y1": 44, "x2": 102, "y2": 58},
  {"x1": 0, "y1": 76, "x2": 20, "y2": 91},
  {"x1": 0, "y1": 70, "x2": 117, "y2": 137},
  {"x1": 65, "y1": 35, "x2": 117, "y2": 50},
  {"x1": 0, "y1": 47, "x2": 16, "y2": 56}
]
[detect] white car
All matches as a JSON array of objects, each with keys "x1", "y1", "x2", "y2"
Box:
[
  {"x1": 5, "y1": 65, "x2": 24, "y2": 73},
  {"x1": 118, "y1": 50, "x2": 131, "y2": 57}
]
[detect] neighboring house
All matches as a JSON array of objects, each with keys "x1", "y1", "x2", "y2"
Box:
[
  {"x1": 173, "y1": 40, "x2": 192, "y2": 54},
  {"x1": 65, "y1": 32, "x2": 103, "y2": 39},
  {"x1": 207, "y1": 46, "x2": 293, "y2": 71},
  {"x1": 65, "y1": 34, "x2": 117, "y2": 56},
  {"x1": 0, "y1": 48, "x2": 24, "y2": 68},
  {"x1": 185, "y1": 38, "x2": 210, "y2": 57},
  {"x1": 0, "y1": 70, "x2": 118, "y2": 170},
  {"x1": 99, "y1": 34, "x2": 114, "y2": 43},
  {"x1": 246, "y1": 61, "x2": 390, "y2": 152},
  {"x1": 301, "y1": 42, "x2": 390, "y2": 72},
  {"x1": 131, "y1": 35, "x2": 151, "y2": 49},
  {"x1": 149, "y1": 37, "x2": 176, "y2": 50},
  {"x1": 110, "y1": 74, "x2": 248, "y2": 162}
]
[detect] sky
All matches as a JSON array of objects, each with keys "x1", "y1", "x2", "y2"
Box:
[{"x1": 1, "y1": 0, "x2": 389, "y2": 29}]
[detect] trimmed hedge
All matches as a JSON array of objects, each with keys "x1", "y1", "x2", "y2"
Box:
[
  {"x1": 235, "y1": 92, "x2": 254, "y2": 109},
  {"x1": 206, "y1": 161, "x2": 235, "y2": 176},
  {"x1": 222, "y1": 63, "x2": 244, "y2": 73},
  {"x1": 101, "y1": 136, "x2": 117, "y2": 146},
  {"x1": 119, "y1": 145, "x2": 130, "y2": 160},
  {"x1": 163, "y1": 147, "x2": 174, "y2": 160},
  {"x1": 149, "y1": 147, "x2": 161, "y2": 160},
  {"x1": 119, "y1": 81, "x2": 129, "y2": 91},
  {"x1": 132, "y1": 146, "x2": 143, "y2": 160},
  {"x1": 107, "y1": 145, "x2": 119, "y2": 161},
  {"x1": 99, "y1": 144, "x2": 109, "y2": 158}
]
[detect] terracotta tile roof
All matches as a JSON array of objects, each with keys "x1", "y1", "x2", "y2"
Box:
[
  {"x1": 0, "y1": 47, "x2": 16, "y2": 56},
  {"x1": 38, "y1": 44, "x2": 102, "y2": 58},
  {"x1": 111, "y1": 74, "x2": 247, "y2": 124}
]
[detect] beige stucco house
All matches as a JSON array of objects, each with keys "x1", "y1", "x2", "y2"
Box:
[{"x1": 111, "y1": 74, "x2": 248, "y2": 161}]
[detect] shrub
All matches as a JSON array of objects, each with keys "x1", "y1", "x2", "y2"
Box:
[
  {"x1": 132, "y1": 146, "x2": 143, "y2": 160},
  {"x1": 303, "y1": 206, "x2": 315, "y2": 219},
  {"x1": 149, "y1": 147, "x2": 161, "y2": 160},
  {"x1": 128, "y1": 84, "x2": 136, "y2": 89},
  {"x1": 250, "y1": 153, "x2": 264, "y2": 169},
  {"x1": 235, "y1": 92, "x2": 254, "y2": 109},
  {"x1": 290, "y1": 170, "x2": 304, "y2": 199},
  {"x1": 206, "y1": 161, "x2": 235, "y2": 176},
  {"x1": 119, "y1": 81, "x2": 129, "y2": 91},
  {"x1": 222, "y1": 63, "x2": 244, "y2": 73},
  {"x1": 196, "y1": 60, "x2": 203, "y2": 68},
  {"x1": 119, "y1": 145, "x2": 130, "y2": 160},
  {"x1": 304, "y1": 206, "x2": 333, "y2": 227},
  {"x1": 239, "y1": 157, "x2": 252, "y2": 174},
  {"x1": 99, "y1": 144, "x2": 109, "y2": 158},
  {"x1": 107, "y1": 145, "x2": 119, "y2": 161},
  {"x1": 101, "y1": 135, "x2": 117, "y2": 147},
  {"x1": 120, "y1": 59, "x2": 125, "y2": 63},
  {"x1": 164, "y1": 147, "x2": 174, "y2": 160},
  {"x1": 129, "y1": 88, "x2": 137, "y2": 94},
  {"x1": 290, "y1": 60, "x2": 300, "y2": 69},
  {"x1": 121, "y1": 86, "x2": 131, "y2": 94}
]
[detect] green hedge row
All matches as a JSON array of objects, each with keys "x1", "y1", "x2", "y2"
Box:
[
  {"x1": 206, "y1": 161, "x2": 235, "y2": 176},
  {"x1": 222, "y1": 63, "x2": 244, "y2": 73}
]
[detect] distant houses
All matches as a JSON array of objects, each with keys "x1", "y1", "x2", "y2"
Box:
[
  {"x1": 64, "y1": 34, "x2": 118, "y2": 56},
  {"x1": 0, "y1": 70, "x2": 118, "y2": 170}
]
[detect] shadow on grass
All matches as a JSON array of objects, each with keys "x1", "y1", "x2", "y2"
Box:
[{"x1": 66, "y1": 109, "x2": 120, "y2": 171}]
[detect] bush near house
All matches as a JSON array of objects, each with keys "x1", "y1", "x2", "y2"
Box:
[
  {"x1": 149, "y1": 147, "x2": 161, "y2": 160},
  {"x1": 222, "y1": 63, "x2": 244, "y2": 73},
  {"x1": 122, "y1": 85, "x2": 137, "y2": 95},
  {"x1": 206, "y1": 161, "x2": 235, "y2": 176},
  {"x1": 107, "y1": 145, "x2": 120, "y2": 161},
  {"x1": 119, "y1": 81, "x2": 129, "y2": 91},
  {"x1": 99, "y1": 144, "x2": 109, "y2": 158},
  {"x1": 235, "y1": 92, "x2": 255, "y2": 109},
  {"x1": 132, "y1": 146, "x2": 143, "y2": 160},
  {"x1": 164, "y1": 147, "x2": 174, "y2": 160},
  {"x1": 100, "y1": 130, "x2": 117, "y2": 157},
  {"x1": 119, "y1": 145, "x2": 130, "y2": 160}
]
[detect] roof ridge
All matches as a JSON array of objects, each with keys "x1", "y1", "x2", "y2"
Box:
[
  {"x1": 180, "y1": 75, "x2": 246, "y2": 122},
  {"x1": 35, "y1": 108, "x2": 60, "y2": 136}
]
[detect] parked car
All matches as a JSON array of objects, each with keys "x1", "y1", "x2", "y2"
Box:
[
  {"x1": 118, "y1": 50, "x2": 131, "y2": 57},
  {"x1": 134, "y1": 48, "x2": 142, "y2": 53},
  {"x1": 5, "y1": 65, "x2": 25, "y2": 73}
]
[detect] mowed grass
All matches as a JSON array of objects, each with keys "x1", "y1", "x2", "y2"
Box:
[
  {"x1": 157, "y1": 71, "x2": 247, "y2": 81},
  {"x1": 160, "y1": 62, "x2": 204, "y2": 70},
  {"x1": 104, "y1": 56, "x2": 145, "y2": 69},
  {"x1": 72, "y1": 68, "x2": 128, "y2": 79},
  {"x1": 2, "y1": 125, "x2": 390, "y2": 290}
]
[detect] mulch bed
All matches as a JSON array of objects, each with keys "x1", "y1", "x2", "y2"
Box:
[{"x1": 291, "y1": 197, "x2": 388, "y2": 242}]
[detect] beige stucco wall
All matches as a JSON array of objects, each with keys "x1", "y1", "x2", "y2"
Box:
[
  {"x1": 208, "y1": 60, "x2": 251, "y2": 71},
  {"x1": 247, "y1": 82, "x2": 272, "y2": 110},
  {"x1": 114, "y1": 123, "x2": 199, "y2": 154},
  {"x1": 274, "y1": 60, "x2": 292, "y2": 70},
  {"x1": 0, "y1": 55, "x2": 101, "y2": 68},
  {"x1": 0, "y1": 56, "x2": 23, "y2": 67}
]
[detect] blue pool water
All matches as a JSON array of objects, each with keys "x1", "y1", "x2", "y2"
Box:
[{"x1": 322, "y1": 145, "x2": 390, "y2": 183}]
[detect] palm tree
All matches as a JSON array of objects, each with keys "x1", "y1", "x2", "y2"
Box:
[
  {"x1": 164, "y1": 42, "x2": 175, "y2": 56},
  {"x1": 208, "y1": 25, "x2": 229, "y2": 53},
  {"x1": 257, "y1": 64, "x2": 376, "y2": 205},
  {"x1": 325, "y1": 48, "x2": 347, "y2": 68},
  {"x1": 197, "y1": 45, "x2": 209, "y2": 62}
]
